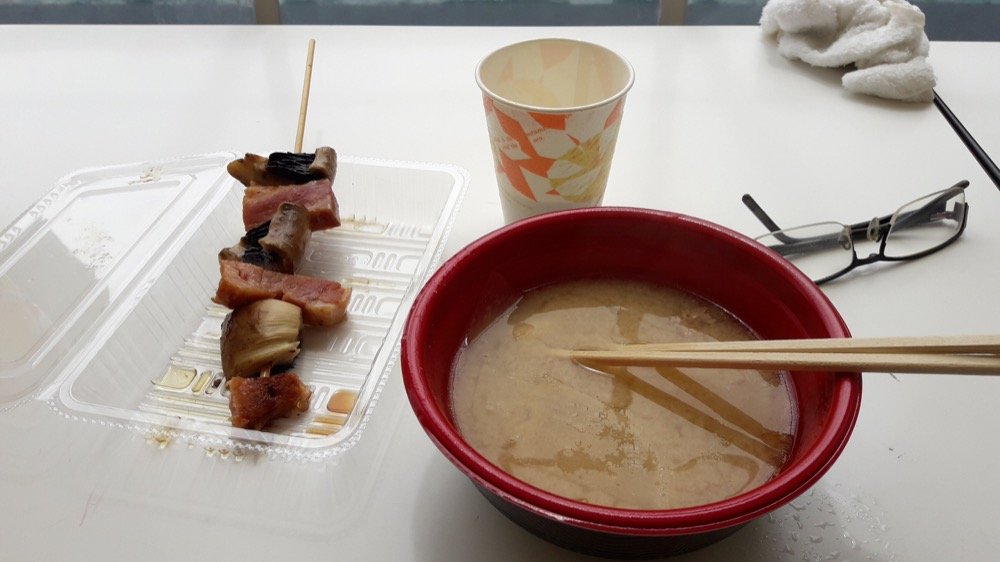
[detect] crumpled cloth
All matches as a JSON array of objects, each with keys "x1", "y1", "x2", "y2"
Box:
[{"x1": 761, "y1": 0, "x2": 936, "y2": 102}]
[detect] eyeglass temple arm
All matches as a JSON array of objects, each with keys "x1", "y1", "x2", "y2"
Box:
[
  {"x1": 742, "y1": 194, "x2": 853, "y2": 255},
  {"x1": 741, "y1": 194, "x2": 843, "y2": 254},
  {"x1": 743, "y1": 193, "x2": 874, "y2": 248},
  {"x1": 741, "y1": 194, "x2": 794, "y2": 241}
]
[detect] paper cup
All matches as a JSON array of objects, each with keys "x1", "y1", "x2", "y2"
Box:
[{"x1": 476, "y1": 38, "x2": 634, "y2": 223}]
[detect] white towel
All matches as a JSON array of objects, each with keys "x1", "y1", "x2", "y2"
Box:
[{"x1": 760, "y1": 0, "x2": 936, "y2": 102}]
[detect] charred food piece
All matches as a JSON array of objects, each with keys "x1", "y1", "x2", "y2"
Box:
[
  {"x1": 218, "y1": 220, "x2": 275, "y2": 270},
  {"x1": 219, "y1": 203, "x2": 311, "y2": 273},
  {"x1": 227, "y1": 146, "x2": 337, "y2": 187},
  {"x1": 266, "y1": 146, "x2": 337, "y2": 184},
  {"x1": 229, "y1": 373, "x2": 312, "y2": 430},
  {"x1": 220, "y1": 299, "x2": 303, "y2": 380},
  {"x1": 243, "y1": 179, "x2": 340, "y2": 232}
]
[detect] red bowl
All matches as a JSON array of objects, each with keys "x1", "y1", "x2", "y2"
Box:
[{"x1": 402, "y1": 207, "x2": 862, "y2": 558}]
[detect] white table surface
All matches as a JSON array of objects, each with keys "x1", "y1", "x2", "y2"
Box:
[{"x1": 2, "y1": 25, "x2": 999, "y2": 561}]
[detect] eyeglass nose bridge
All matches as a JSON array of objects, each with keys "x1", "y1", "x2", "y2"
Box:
[
  {"x1": 854, "y1": 252, "x2": 883, "y2": 266},
  {"x1": 866, "y1": 217, "x2": 882, "y2": 242}
]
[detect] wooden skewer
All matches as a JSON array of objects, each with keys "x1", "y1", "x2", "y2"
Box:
[
  {"x1": 555, "y1": 335, "x2": 1000, "y2": 375},
  {"x1": 294, "y1": 38, "x2": 317, "y2": 153},
  {"x1": 622, "y1": 335, "x2": 1000, "y2": 355}
]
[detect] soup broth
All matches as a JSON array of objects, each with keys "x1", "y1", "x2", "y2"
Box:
[{"x1": 451, "y1": 279, "x2": 796, "y2": 510}]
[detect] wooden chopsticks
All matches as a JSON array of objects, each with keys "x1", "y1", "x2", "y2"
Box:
[{"x1": 557, "y1": 335, "x2": 1000, "y2": 375}]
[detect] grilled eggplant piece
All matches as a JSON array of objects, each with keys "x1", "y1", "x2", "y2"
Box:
[
  {"x1": 219, "y1": 203, "x2": 311, "y2": 273},
  {"x1": 260, "y1": 202, "x2": 311, "y2": 273},
  {"x1": 226, "y1": 153, "x2": 276, "y2": 187},
  {"x1": 309, "y1": 146, "x2": 336, "y2": 180},
  {"x1": 220, "y1": 299, "x2": 302, "y2": 380}
]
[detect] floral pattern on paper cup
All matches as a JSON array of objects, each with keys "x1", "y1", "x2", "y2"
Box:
[
  {"x1": 484, "y1": 97, "x2": 624, "y2": 209},
  {"x1": 477, "y1": 38, "x2": 633, "y2": 222}
]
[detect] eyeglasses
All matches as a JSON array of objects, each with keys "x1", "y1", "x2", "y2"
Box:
[{"x1": 743, "y1": 180, "x2": 970, "y2": 284}]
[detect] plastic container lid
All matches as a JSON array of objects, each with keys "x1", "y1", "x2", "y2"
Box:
[{"x1": 0, "y1": 152, "x2": 467, "y2": 461}]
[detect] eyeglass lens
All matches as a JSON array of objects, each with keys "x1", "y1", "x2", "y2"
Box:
[
  {"x1": 756, "y1": 185, "x2": 967, "y2": 282},
  {"x1": 755, "y1": 222, "x2": 854, "y2": 282},
  {"x1": 885, "y1": 188, "x2": 967, "y2": 259}
]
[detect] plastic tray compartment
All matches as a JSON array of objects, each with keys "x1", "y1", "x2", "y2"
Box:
[{"x1": 0, "y1": 152, "x2": 467, "y2": 460}]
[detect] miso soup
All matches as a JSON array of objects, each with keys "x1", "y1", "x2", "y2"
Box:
[{"x1": 451, "y1": 279, "x2": 796, "y2": 510}]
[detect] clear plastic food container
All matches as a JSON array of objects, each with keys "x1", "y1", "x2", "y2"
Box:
[{"x1": 0, "y1": 152, "x2": 467, "y2": 461}]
